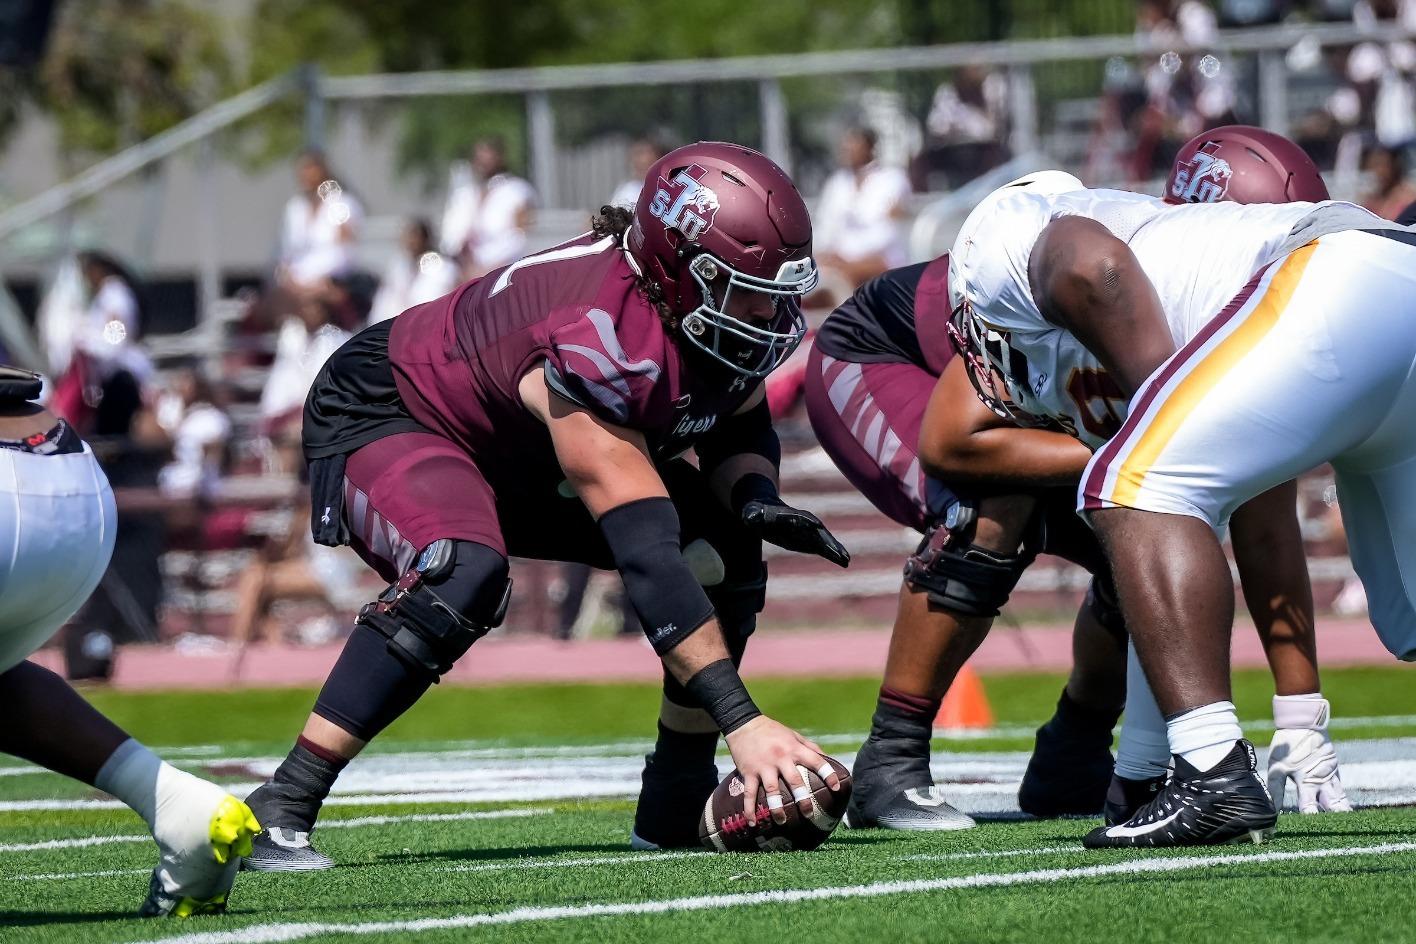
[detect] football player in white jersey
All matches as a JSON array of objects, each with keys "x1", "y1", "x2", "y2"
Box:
[
  {"x1": 948, "y1": 160, "x2": 1412, "y2": 847},
  {"x1": 0, "y1": 366, "x2": 259, "y2": 914},
  {"x1": 926, "y1": 128, "x2": 1351, "y2": 826}
]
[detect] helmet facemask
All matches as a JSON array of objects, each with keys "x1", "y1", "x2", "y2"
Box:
[
  {"x1": 678, "y1": 251, "x2": 817, "y2": 379},
  {"x1": 946, "y1": 298, "x2": 1053, "y2": 428}
]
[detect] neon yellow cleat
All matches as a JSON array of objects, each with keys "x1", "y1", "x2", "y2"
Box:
[{"x1": 139, "y1": 791, "x2": 262, "y2": 918}]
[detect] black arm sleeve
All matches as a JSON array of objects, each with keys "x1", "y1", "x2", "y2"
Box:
[
  {"x1": 694, "y1": 397, "x2": 781, "y2": 478},
  {"x1": 598, "y1": 497, "x2": 716, "y2": 655}
]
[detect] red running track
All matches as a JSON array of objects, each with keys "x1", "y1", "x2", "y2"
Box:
[{"x1": 28, "y1": 619, "x2": 1392, "y2": 691}]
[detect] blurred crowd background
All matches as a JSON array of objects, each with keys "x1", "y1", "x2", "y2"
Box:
[{"x1": 0, "y1": 0, "x2": 1407, "y2": 680}]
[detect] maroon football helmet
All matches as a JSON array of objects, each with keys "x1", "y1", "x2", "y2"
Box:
[
  {"x1": 628, "y1": 142, "x2": 817, "y2": 378},
  {"x1": 1164, "y1": 125, "x2": 1330, "y2": 205}
]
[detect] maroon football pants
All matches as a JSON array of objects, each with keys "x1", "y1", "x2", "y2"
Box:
[{"x1": 340, "y1": 431, "x2": 764, "y2": 585}]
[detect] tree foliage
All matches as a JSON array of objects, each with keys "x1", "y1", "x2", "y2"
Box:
[
  {"x1": 2, "y1": 0, "x2": 1134, "y2": 167},
  {"x1": 0, "y1": 0, "x2": 233, "y2": 162}
]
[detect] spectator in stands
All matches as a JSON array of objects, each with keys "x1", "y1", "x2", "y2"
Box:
[
  {"x1": 47, "y1": 251, "x2": 153, "y2": 437},
  {"x1": 813, "y1": 127, "x2": 912, "y2": 292},
  {"x1": 913, "y1": 65, "x2": 1009, "y2": 190},
  {"x1": 439, "y1": 135, "x2": 537, "y2": 278},
  {"x1": 610, "y1": 136, "x2": 668, "y2": 209},
  {"x1": 258, "y1": 288, "x2": 352, "y2": 472},
  {"x1": 368, "y1": 219, "x2": 458, "y2": 324},
  {"x1": 155, "y1": 367, "x2": 230, "y2": 502},
  {"x1": 1129, "y1": 1, "x2": 1236, "y2": 179},
  {"x1": 277, "y1": 150, "x2": 363, "y2": 295},
  {"x1": 1360, "y1": 144, "x2": 1416, "y2": 218},
  {"x1": 229, "y1": 489, "x2": 363, "y2": 674}
]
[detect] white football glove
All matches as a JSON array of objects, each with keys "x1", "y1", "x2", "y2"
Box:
[{"x1": 1266, "y1": 695, "x2": 1353, "y2": 814}]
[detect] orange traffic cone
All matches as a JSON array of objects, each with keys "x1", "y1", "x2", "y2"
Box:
[{"x1": 934, "y1": 663, "x2": 994, "y2": 730}]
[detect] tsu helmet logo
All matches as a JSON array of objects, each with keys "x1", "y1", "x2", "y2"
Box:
[
  {"x1": 1171, "y1": 150, "x2": 1233, "y2": 203},
  {"x1": 649, "y1": 164, "x2": 720, "y2": 241}
]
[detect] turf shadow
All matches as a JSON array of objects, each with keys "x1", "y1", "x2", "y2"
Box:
[
  {"x1": 371, "y1": 842, "x2": 631, "y2": 864},
  {"x1": 0, "y1": 909, "x2": 136, "y2": 928}
]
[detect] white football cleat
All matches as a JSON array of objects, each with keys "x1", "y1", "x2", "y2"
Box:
[{"x1": 139, "y1": 769, "x2": 260, "y2": 917}]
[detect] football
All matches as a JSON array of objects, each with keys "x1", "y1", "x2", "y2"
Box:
[{"x1": 699, "y1": 756, "x2": 852, "y2": 852}]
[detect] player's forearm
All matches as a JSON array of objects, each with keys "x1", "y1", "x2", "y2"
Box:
[
  {"x1": 662, "y1": 621, "x2": 763, "y2": 736},
  {"x1": 1231, "y1": 482, "x2": 1321, "y2": 694},
  {"x1": 697, "y1": 394, "x2": 781, "y2": 511},
  {"x1": 706, "y1": 453, "x2": 778, "y2": 510},
  {"x1": 660, "y1": 619, "x2": 734, "y2": 685},
  {"x1": 920, "y1": 424, "x2": 1091, "y2": 487}
]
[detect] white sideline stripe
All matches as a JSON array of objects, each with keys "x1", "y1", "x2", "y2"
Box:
[
  {"x1": 0, "y1": 808, "x2": 551, "y2": 853},
  {"x1": 445, "y1": 850, "x2": 705, "y2": 873},
  {"x1": 124, "y1": 842, "x2": 1416, "y2": 944}
]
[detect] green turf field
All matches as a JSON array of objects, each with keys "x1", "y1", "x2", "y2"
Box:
[{"x1": 2, "y1": 666, "x2": 1414, "y2": 943}]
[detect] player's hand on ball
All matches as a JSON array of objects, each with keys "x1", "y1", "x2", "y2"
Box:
[
  {"x1": 1267, "y1": 726, "x2": 1353, "y2": 814},
  {"x1": 723, "y1": 716, "x2": 842, "y2": 826},
  {"x1": 740, "y1": 499, "x2": 850, "y2": 568}
]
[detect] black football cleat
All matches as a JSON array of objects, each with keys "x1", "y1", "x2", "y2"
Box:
[
  {"x1": 844, "y1": 735, "x2": 974, "y2": 831},
  {"x1": 1103, "y1": 773, "x2": 1167, "y2": 826},
  {"x1": 241, "y1": 783, "x2": 335, "y2": 872},
  {"x1": 630, "y1": 752, "x2": 719, "y2": 850},
  {"x1": 241, "y1": 826, "x2": 335, "y2": 872},
  {"x1": 1083, "y1": 740, "x2": 1277, "y2": 848},
  {"x1": 1017, "y1": 698, "x2": 1118, "y2": 818}
]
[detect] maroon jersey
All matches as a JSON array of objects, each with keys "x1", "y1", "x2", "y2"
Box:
[
  {"x1": 387, "y1": 233, "x2": 757, "y2": 493},
  {"x1": 813, "y1": 254, "x2": 954, "y2": 376}
]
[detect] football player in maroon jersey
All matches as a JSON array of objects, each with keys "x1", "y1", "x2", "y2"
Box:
[{"x1": 243, "y1": 143, "x2": 850, "y2": 869}]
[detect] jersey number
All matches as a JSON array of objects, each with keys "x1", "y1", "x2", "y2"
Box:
[{"x1": 1066, "y1": 367, "x2": 1126, "y2": 440}]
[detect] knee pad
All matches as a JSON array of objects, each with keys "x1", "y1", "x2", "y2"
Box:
[
  {"x1": 1084, "y1": 571, "x2": 1128, "y2": 641},
  {"x1": 903, "y1": 503, "x2": 1040, "y2": 618},
  {"x1": 355, "y1": 539, "x2": 511, "y2": 680}
]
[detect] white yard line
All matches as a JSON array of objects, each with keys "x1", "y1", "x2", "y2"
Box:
[
  {"x1": 124, "y1": 842, "x2": 1416, "y2": 944},
  {"x1": 12, "y1": 867, "x2": 149, "y2": 882},
  {"x1": 7, "y1": 716, "x2": 1411, "y2": 780},
  {"x1": 0, "y1": 808, "x2": 552, "y2": 854},
  {"x1": 0, "y1": 834, "x2": 150, "y2": 853},
  {"x1": 898, "y1": 845, "x2": 1075, "y2": 862}
]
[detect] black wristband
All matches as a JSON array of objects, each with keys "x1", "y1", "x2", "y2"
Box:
[
  {"x1": 684, "y1": 658, "x2": 762, "y2": 735},
  {"x1": 729, "y1": 472, "x2": 781, "y2": 515}
]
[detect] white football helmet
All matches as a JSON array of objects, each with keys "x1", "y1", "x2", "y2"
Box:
[{"x1": 946, "y1": 171, "x2": 1084, "y2": 426}]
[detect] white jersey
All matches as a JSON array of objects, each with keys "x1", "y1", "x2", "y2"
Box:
[{"x1": 949, "y1": 187, "x2": 1359, "y2": 447}]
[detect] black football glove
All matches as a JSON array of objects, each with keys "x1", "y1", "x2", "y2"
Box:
[
  {"x1": 729, "y1": 471, "x2": 849, "y2": 568},
  {"x1": 741, "y1": 497, "x2": 850, "y2": 568}
]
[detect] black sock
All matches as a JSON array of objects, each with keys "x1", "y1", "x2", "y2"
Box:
[
  {"x1": 857, "y1": 687, "x2": 938, "y2": 782},
  {"x1": 651, "y1": 721, "x2": 719, "y2": 770},
  {"x1": 247, "y1": 737, "x2": 347, "y2": 832},
  {"x1": 1053, "y1": 687, "x2": 1123, "y2": 731},
  {"x1": 870, "y1": 686, "x2": 940, "y2": 741}
]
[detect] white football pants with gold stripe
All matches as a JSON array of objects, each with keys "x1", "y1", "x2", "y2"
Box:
[
  {"x1": 1081, "y1": 229, "x2": 1416, "y2": 661},
  {"x1": 0, "y1": 445, "x2": 116, "y2": 674}
]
